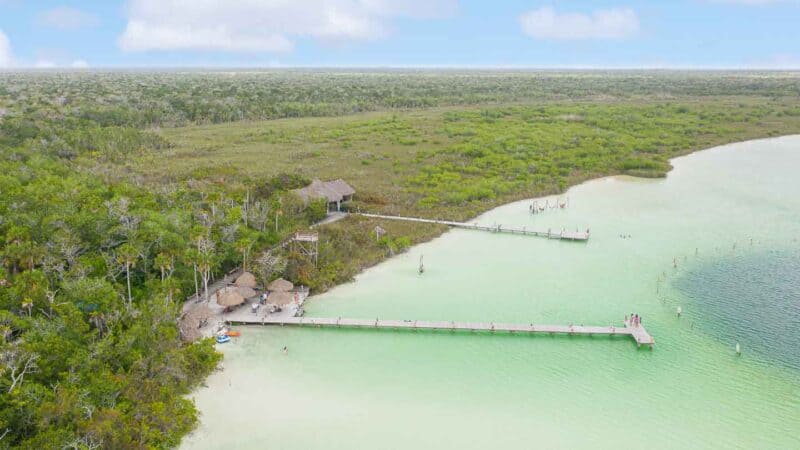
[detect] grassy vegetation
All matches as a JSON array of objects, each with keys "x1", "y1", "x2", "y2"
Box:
[
  {"x1": 152, "y1": 98, "x2": 800, "y2": 220},
  {"x1": 140, "y1": 95, "x2": 800, "y2": 301},
  {"x1": 2, "y1": 70, "x2": 800, "y2": 448}
]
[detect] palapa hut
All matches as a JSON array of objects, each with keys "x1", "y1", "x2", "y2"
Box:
[
  {"x1": 179, "y1": 320, "x2": 203, "y2": 343},
  {"x1": 179, "y1": 304, "x2": 214, "y2": 342},
  {"x1": 187, "y1": 304, "x2": 214, "y2": 321},
  {"x1": 265, "y1": 291, "x2": 295, "y2": 306},
  {"x1": 234, "y1": 271, "x2": 258, "y2": 289},
  {"x1": 292, "y1": 179, "x2": 355, "y2": 212},
  {"x1": 216, "y1": 286, "x2": 245, "y2": 308},
  {"x1": 236, "y1": 286, "x2": 257, "y2": 299},
  {"x1": 267, "y1": 278, "x2": 294, "y2": 292}
]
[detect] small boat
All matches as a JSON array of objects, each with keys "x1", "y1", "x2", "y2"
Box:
[
  {"x1": 216, "y1": 335, "x2": 231, "y2": 344},
  {"x1": 225, "y1": 330, "x2": 241, "y2": 337}
]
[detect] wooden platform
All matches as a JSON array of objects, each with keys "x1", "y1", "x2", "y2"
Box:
[
  {"x1": 227, "y1": 316, "x2": 654, "y2": 348},
  {"x1": 356, "y1": 213, "x2": 589, "y2": 241}
]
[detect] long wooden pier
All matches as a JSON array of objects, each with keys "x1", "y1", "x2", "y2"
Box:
[
  {"x1": 227, "y1": 316, "x2": 654, "y2": 348},
  {"x1": 356, "y1": 213, "x2": 589, "y2": 241}
]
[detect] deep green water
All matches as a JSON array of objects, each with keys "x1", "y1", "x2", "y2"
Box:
[
  {"x1": 184, "y1": 136, "x2": 800, "y2": 449},
  {"x1": 673, "y1": 247, "x2": 800, "y2": 371}
]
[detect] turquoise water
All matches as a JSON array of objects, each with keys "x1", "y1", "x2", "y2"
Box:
[{"x1": 184, "y1": 136, "x2": 800, "y2": 449}]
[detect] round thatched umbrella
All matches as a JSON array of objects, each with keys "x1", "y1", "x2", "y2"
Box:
[
  {"x1": 179, "y1": 304, "x2": 214, "y2": 342},
  {"x1": 234, "y1": 271, "x2": 258, "y2": 288},
  {"x1": 216, "y1": 287, "x2": 245, "y2": 307},
  {"x1": 179, "y1": 321, "x2": 203, "y2": 342},
  {"x1": 266, "y1": 291, "x2": 295, "y2": 306},
  {"x1": 267, "y1": 278, "x2": 294, "y2": 292},
  {"x1": 186, "y1": 304, "x2": 214, "y2": 321},
  {"x1": 236, "y1": 286, "x2": 257, "y2": 299}
]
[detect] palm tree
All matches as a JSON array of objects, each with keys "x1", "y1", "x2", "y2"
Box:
[
  {"x1": 21, "y1": 298, "x2": 33, "y2": 317},
  {"x1": 116, "y1": 243, "x2": 139, "y2": 306},
  {"x1": 0, "y1": 324, "x2": 12, "y2": 342}
]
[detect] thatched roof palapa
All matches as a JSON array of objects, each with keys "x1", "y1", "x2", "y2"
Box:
[
  {"x1": 234, "y1": 271, "x2": 258, "y2": 288},
  {"x1": 266, "y1": 291, "x2": 295, "y2": 306},
  {"x1": 293, "y1": 179, "x2": 355, "y2": 204},
  {"x1": 236, "y1": 286, "x2": 257, "y2": 299},
  {"x1": 216, "y1": 287, "x2": 245, "y2": 307},
  {"x1": 179, "y1": 304, "x2": 214, "y2": 342},
  {"x1": 179, "y1": 321, "x2": 203, "y2": 343},
  {"x1": 267, "y1": 278, "x2": 294, "y2": 292},
  {"x1": 186, "y1": 304, "x2": 213, "y2": 321}
]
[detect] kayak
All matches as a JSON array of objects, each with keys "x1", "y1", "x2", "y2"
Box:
[
  {"x1": 225, "y1": 330, "x2": 241, "y2": 337},
  {"x1": 215, "y1": 335, "x2": 231, "y2": 344}
]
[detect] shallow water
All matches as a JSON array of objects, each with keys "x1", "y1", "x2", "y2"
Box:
[{"x1": 184, "y1": 136, "x2": 800, "y2": 449}]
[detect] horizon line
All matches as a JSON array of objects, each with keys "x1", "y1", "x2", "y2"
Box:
[{"x1": 3, "y1": 65, "x2": 800, "y2": 72}]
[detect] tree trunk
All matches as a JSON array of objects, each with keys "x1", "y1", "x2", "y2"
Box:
[
  {"x1": 202, "y1": 271, "x2": 210, "y2": 303},
  {"x1": 193, "y1": 263, "x2": 199, "y2": 301},
  {"x1": 125, "y1": 262, "x2": 132, "y2": 306}
]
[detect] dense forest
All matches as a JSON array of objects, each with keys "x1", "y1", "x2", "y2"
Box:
[
  {"x1": 1, "y1": 70, "x2": 800, "y2": 448},
  {"x1": 2, "y1": 70, "x2": 800, "y2": 126}
]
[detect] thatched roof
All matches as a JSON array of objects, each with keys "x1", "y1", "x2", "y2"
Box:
[
  {"x1": 267, "y1": 278, "x2": 293, "y2": 292},
  {"x1": 186, "y1": 304, "x2": 214, "y2": 321},
  {"x1": 236, "y1": 286, "x2": 257, "y2": 298},
  {"x1": 179, "y1": 305, "x2": 214, "y2": 342},
  {"x1": 234, "y1": 272, "x2": 258, "y2": 288},
  {"x1": 216, "y1": 287, "x2": 244, "y2": 307},
  {"x1": 179, "y1": 321, "x2": 203, "y2": 342},
  {"x1": 266, "y1": 291, "x2": 295, "y2": 306},
  {"x1": 293, "y1": 179, "x2": 355, "y2": 203}
]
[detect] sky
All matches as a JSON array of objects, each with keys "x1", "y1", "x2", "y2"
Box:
[{"x1": 0, "y1": 0, "x2": 799, "y2": 69}]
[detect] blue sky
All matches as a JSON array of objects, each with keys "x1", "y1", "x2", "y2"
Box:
[{"x1": 0, "y1": 0, "x2": 798, "y2": 68}]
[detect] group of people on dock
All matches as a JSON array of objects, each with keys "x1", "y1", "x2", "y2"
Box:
[{"x1": 626, "y1": 313, "x2": 642, "y2": 327}]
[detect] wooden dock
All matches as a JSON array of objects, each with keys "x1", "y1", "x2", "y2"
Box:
[
  {"x1": 227, "y1": 316, "x2": 654, "y2": 348},
  {"x1": 356, "y1": 213, "x2": 589, "y2": 241}
]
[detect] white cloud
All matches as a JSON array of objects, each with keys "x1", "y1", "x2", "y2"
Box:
[
  {"x1": 0, "y1": 29, "x2": 12, "y2": 67},
  {"x1": 37, "y1": 7, "x2": 100, "y2": 30},
  {"x1": 119, "y1": 0, "x2": 457, "y2": 52},
  {"x1": 520, "y1": 6, "x2": 639, "y2": 41},
  {"x1": 70, "y1": 59, "x2": 89, "y2": 68}
]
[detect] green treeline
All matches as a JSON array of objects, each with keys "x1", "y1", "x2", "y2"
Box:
[
  {"x1": 0, "y1": 119, "x2": 333, "y2": 446},
  {"x1": 2, "y1": 70, "x2": 800, "y2": 126}
]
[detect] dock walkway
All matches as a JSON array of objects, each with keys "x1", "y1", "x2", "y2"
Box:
[
  {"x1": 227, "y1": 316, "x2": 654, "y2": 348},
  {"x1": 356, "y1": 213, "x2": 589, "y2": 241}
]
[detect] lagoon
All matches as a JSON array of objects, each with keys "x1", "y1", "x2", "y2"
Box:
[{"x1": 183, "y1": 136, "x2": 800, "y2": 449}]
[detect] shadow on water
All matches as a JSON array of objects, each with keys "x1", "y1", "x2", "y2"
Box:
[{"x1": 673, "y1": 247, "x2": 800, "y2": 371}]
